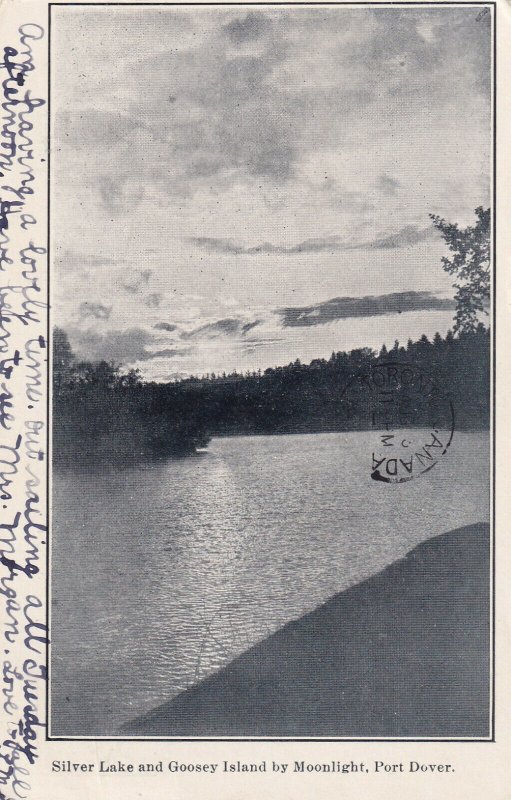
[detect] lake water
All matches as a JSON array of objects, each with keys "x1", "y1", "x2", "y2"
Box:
[{"x1": 50, "y1": 430, "x2": 490, "y2": 736}]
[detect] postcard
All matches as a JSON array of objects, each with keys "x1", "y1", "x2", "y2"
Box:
[{"x1": 0, "y1": 1, "x2": 510, "y2": 798}]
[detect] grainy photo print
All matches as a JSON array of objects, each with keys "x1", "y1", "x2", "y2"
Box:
[{"x1": 49, "y1": 3, "x2": 494, "y2": 741}]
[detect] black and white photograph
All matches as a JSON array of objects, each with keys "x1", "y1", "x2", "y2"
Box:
[{"x1": 49, "y1": 3, "x2": 493, "y2": 739}]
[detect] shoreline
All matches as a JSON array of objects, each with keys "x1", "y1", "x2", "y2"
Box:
[
  {"x1": 54, "y1": 427, "x2": 490, "y2": 474},
  {"x1": 209, "y1": 425, "x2": 489, "y2": 439},
  {"x1": 124, "y1": 522, "x2": 490, "y2": 738}
]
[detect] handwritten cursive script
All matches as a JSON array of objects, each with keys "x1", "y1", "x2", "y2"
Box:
[{"x1": 0, "y1": 23, "x2": 46, "y2": 800}]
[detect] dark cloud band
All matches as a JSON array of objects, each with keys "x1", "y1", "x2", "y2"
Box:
[
  {"x1": 278, "y1": 291, "x2": 454, "y2": 327},
  {"x1": 190, "y1": 225, "x2": 434, "y2": 255}
]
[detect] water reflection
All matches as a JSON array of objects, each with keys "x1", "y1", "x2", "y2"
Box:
[{"x1": 51, "y1": 431, "x2": 489, "y2": 735}]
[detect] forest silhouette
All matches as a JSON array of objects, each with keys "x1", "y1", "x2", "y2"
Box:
[
  {"x1": 53, "y1": 325, "x2": 490, "y2": 468},
  {"x1": 53, "y1": 208, "x2": 491, "y2": 467}
]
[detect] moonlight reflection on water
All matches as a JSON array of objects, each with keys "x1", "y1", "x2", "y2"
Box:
[{"x1": 51, "y1": 430, "x2": 489, "y2": 736}]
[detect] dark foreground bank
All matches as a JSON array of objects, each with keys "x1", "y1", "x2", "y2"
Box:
[{"x1": 124, "y1": 523, "x2": 490, "y2": 738}]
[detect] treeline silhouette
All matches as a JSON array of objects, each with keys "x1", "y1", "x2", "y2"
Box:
[
  {"x1": 54, "y1": 326, "x2": 489, "y2": 468},
  {"x1": 53, "y1": 328, "x2": 210, "y2": 467}
]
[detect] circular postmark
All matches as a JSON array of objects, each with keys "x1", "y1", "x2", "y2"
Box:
[{"x1": 340, "y1": 361, "x2": 455, "y2": 484}]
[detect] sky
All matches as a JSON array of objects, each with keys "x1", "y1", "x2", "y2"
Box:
[{"x1": 51, "y1": 5, "x2": 492, "y2": 380}]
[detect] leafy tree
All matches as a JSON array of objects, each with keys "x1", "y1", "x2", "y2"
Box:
[
  {"x1": 73, "y1": 359, "x2": 120, "y2": 388},
  {"x1": 119, "y1": 368, "x2": 142, "y2": 389},
  {"x1": 430, "y1": 206, "x2": 490, "y2": 334}
]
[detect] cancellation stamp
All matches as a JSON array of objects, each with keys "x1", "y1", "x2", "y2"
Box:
[{"x1": 343, "y1": 361, "x2": 455, "y2": 484}]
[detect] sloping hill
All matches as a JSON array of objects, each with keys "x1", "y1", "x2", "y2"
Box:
[{"x1": 124, "y1": 522, "x2": 490, "y2": 738}]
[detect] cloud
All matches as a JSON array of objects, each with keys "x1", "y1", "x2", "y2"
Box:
[
  {"x1": 177, "y1": 316, "x2": 264, "y2": 343},
  {"x1": 278, "y1": 291, "x2": 454, "y2": 327},
  {"x1": 181, "y1": 318, "x2": 243, "y2": 340},
  {"x1": 55, "y1": 248, "x2": 123, "y2": 275},
  {"x1": 122, "y1": 270, "x2": 152, "y2": 294},
  {"x1": 79, "y1": 302, "x2": 112, "y2": 320},
  {"x1": 363, "y1": 225, "x2": 433, "y2": 249},
  {"x1": 58, "y1": 108, "x2": 143, "y2": 150},
  {"x1": 154, "y1": 322, "x2": 178, "y2": 332},
  {"x1": 70, "y1": 327, "x2": 190, "y2": 364},
  {"x1": 190, "y1": 225, "x2": 434, "y2": 255},
  {"x1": 145, "y1": 293, "x2": 164, "y2": 308},
  {"x1": 377, "y1": 174, "x2": 400, "y2": 196},
  {"x1": 58, "y1": 11, "x2": 358, "y2": 200},
  {"x1": 222, "y1": 12, "x2": 271, "y2": 43},
  {"x1": 140, "y1": 348, "x2": 189, "y2": 362},
  {"x1": 97, "y1": 174, "x2": 144, "y2": 216},
  {"x1": 54, "y1": 6, "x2": 491, "y2": 219},
  {"x1": 119, "y1": 34, "x2": 296, "y2": 188},
  {"x1": 190, "y1": 235, "x2": 341, "y2": 255},
  {"x1": 242, "y1": 336, "x2": 284, "y2": 350},
  {"x1": 241, "y1": 320, "x2": 262, "y2": 335}
]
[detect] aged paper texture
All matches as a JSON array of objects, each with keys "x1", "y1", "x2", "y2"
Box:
[{"x1": 0, "y1": 0, "x2": 510, "y2": 798}]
